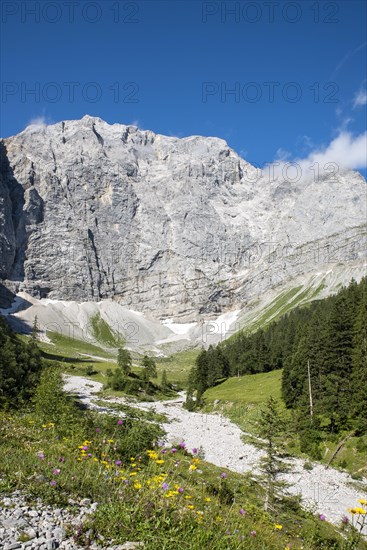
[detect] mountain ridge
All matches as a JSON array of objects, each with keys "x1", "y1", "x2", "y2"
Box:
[{"x1": 0, "y1": 117, "x2": 366, "y2": 336}]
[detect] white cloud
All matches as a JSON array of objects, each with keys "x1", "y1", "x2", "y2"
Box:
[
  {"x1": 302, "y1": 131, "x2": 367, "y2": 169},
  {"x1": 353, "y1": 88, "x2": 367, "y2": 108},
  {"x1": 275, "y1": 147, "x2": 291, "y2": 161},
  {"x1": 269, "y1": 131, "x2": 367, "y2": 181},
  {"x1": 26, "y1": 115, "x2": 52, "y2": 129}
]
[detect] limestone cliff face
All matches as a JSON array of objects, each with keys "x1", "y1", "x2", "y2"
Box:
[{"x1": 0, "y1": 116, "x2": 366, "y2": 319}]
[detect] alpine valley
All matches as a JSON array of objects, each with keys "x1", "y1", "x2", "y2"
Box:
[{"x1": 0, "y1": 116, "x2": 366, "y2": 352}]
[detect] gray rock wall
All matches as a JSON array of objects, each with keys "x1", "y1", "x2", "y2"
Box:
[{"x1": 0, "y1": 116, "x2": 366, "y2": 318}]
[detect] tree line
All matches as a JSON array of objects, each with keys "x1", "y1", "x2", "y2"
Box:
[
  {"x1": 187, "y1": 277, "x2": 367, "y2": 435},
  {"x1": 0, "y1": 316, "x2": 44, "y2": 407}
]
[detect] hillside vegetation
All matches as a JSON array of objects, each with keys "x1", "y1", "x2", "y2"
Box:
[
  {"x1": 1, "y1": 298, "x2": 367, "y2": 547},
  {"x1": 188, "y1": 278, "x2": 367, "y2": 474}
]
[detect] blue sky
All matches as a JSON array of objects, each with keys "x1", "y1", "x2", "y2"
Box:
[{"x1": 1, "y1": 0, "x2": 366, "y2": 171}]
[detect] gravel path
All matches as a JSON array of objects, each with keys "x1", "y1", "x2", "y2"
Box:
[
  {"x1": 64, "y1": 376, "x2": 367, "y2": 531},
  {"x1": 0, "y1": 491, "x2": 143, "y2": 550}
]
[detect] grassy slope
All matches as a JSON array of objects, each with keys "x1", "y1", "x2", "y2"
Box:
[
  {"x1": 21, "y1": 280, "x2": 327, "y2": 391},
  {"x1": 155, "y1": 348, "x2": 199, "y2": 386},
  {"x1": 202, "y1": 371, "x2": 285, "y2": 444},
  {"x1": 203, "y1": 370, "x2": 367, "y2": 477},
  {"x1": 1, "y1": 407, "x2": 356, "y2": 550},
  {"x1": 21, "y1": 332, "x2": 194, "y2": 400},
  {"x1": 90, "y1": 313, "x2": 126, "y2": 348},
  {"x1": 19, "y1": 281, "x2": 366, "y2": 473},
  {"x1": 234, "y1": 281, "x2": 326, "y2": 339},
  {"x1": 204, "y1": 370, "x2": 283, "y2": 403}
]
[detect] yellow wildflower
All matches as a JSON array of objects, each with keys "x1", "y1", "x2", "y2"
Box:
[
  {"x1": 134, "y1": 483, "x2": 142, "y2": 489},
  {"x1": 215, "y1": 516, "x2": 222, "y2": 522},
  {"x1": 189, "y1": 465, "x2": 197, "y2": 471},
  {"x1": 274, "y1": 524, "x2": 283, "y2": 530},
  {"x1": 156, "y1": 460, "x2": 164, "y2": 465},
  {"x1": 358, "y1": 499, "x2": 367, "y2": 505}
]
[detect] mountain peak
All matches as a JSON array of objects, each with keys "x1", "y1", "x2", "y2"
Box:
[{"x1": 0, "y1": 119, "x2": 366, "y2": 322}]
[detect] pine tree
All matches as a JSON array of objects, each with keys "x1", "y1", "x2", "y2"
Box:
[
  {"x1": 161, "y1": 369, "x2": 169, "y2": 391},
  {"x1": 31, "y1": 315, "x2": 39, "y2": 341},
  {"x1": 351, "y1": 283, "x2": 367, "y2": 432},
  {"x1": 141, "y1": 355, "x2": 157, "y2": 382},
  {"x1": 320, "y1": 292, "x2": 355, "y2": 431},
  {"x1": 258, "y1": 396, "x2": 288, "y2": 512},
  {"x1": 193, "y1": 349, "x2": 209, "y2": 401},
  {"x1": 117, "y1": 347, "x2": 132, "y2": 376}
]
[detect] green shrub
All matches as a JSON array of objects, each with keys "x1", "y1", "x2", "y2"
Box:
[
  {"x1": 32, "y1": 367, "x2": 83, "y2": 434},
  {"x1": 85, "y1": 365, "x2": 97, "y2": 376},
  {"x1": 299, "y1": 427, "x2": 322, "y2": 460},
  {"x1": 0, "y1": 317, "x2": 44, "y2": 407}
]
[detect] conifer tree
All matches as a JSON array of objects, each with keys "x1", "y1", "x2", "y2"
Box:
[
  {"x1": 117, "y1": 347, "x2": 132, "y2": 376},
  {"x1": 258, "y1": 396, "x2": 288, "y2": 511},
  {"x1": 161, "y1": 369, "x2": 169, "y2": 391},
  {"x1": 141, "y1": 355, "x2": 157, "y2": 381}
]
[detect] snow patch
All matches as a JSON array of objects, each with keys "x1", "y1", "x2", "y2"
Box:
[{"x1": 162, "y1": 319, "x2": 197, "y2": 335}]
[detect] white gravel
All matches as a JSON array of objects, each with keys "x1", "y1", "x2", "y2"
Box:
[{"x1": 64, "y1": 375, "x2": 367, "y2": 531}]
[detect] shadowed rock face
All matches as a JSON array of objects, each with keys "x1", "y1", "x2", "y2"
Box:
[{"x1": 0, "y1": 116, "x2": 366, "y2": 319}]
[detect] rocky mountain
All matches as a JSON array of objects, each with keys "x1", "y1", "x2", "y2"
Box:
[{"x1": 0, "y1": 116, "x2": 366, "y2": 348}]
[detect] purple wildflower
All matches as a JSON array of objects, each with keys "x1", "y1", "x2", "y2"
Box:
[
  {"x1": 115, "y1": 460, "x2": 122, "y2": 466},
  {"x1": 192, "y1": 448, "x2": 198, "y2": 454},
  {"x1": 38, "y1": 452, "x2": 45, "y2": 460},
  {"x1": 53, "y1": 468, "x2": 60, "y2": 476},
  {"x1": 58, "y1": 456, "x2": 65, "y2": 462},
  {"x1": 117, "y1": 419, "x2": 123, "y2": 425},
  {"x1": 50, "y1": 480, "x2": 56, "y2": 487},
  {"x1": 171, "y1": 448, "x2": 177, "y2": 453},
  {"x1": 342, "y1": 515, "x2": 349, "y2": 524},
  {"x1": 239, "y1": 508, "x2": 246, "y2": 516},
  {"x1": 162, "y1": 482, "x2": 169, "y2": 491},
  {"x1": 250, "y1": 530, "x2": 256, "y2": 537},
  {"x1": 96, "y1": 428, "x2": 100, "y2": 433},
  {"x1": 220, "y1": 472, "x2": 227, "y2": 479},
  {"x1": 179, "y1": 442, "x2": 186, "y2": 449},
  {"x1": 319, "y1": 514, "x2": 326, "y2": 521}
]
